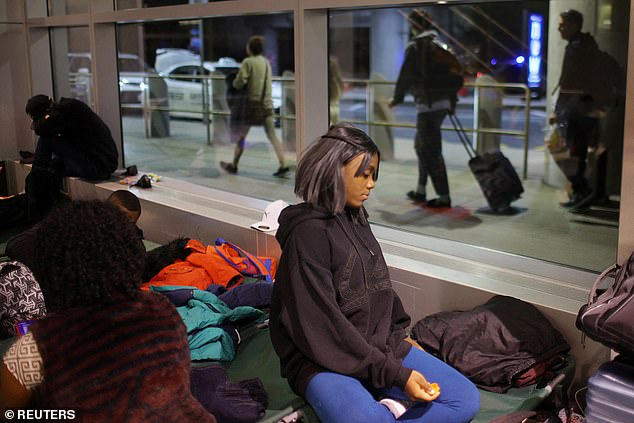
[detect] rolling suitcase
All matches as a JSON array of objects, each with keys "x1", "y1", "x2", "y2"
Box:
[
  {"x1": 448, "y1": 113, "x2": 524, "y2": 212},
  {"x1": 585, "y1": 358, "x2": 634, "y2": 423}
]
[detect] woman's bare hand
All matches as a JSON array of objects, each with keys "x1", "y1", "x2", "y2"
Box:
[{"x1": 403, "y1": 370, "x2": 441, "y2": 402}]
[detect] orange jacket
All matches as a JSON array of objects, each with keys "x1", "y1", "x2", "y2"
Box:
[{"x1": 142, "y1": 239, "x2": 276, "y2": 291}]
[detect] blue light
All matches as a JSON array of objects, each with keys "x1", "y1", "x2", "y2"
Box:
[
  {"x1": 527, "y1": 13, "x2": 543, "y2": 88},
  {"x1": 491, "y1": 58, "x2": 497, "y2": 65},
  {"x1": 515, "y1": 56, "x2": 525, "y2": 64},
  {"x1": 530, "y1": 40, "x2": 541, "y2": 56}
]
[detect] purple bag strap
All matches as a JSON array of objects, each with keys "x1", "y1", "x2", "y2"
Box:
[{"x1": 214, "y1": 238, "x2": 272, "y2": 282}]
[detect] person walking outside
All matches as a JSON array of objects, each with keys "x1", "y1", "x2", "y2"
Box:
[
  {"x1": 549, "y1": 9, "x2": 618, "y2": 210},
  {"x1": 220, "y1": 35, "x2": 289, "y2": 177},
  {"x1": 388, "y1": 9, "x2": 463, "y2": 208}
]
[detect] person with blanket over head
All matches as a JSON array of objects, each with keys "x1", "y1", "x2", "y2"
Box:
[
  {"x1": 0, "y1": 200, "x2": 216, "y2": 422},
  {"x1": 269, "y1": 122, "x2": 479, "y2": 422}
]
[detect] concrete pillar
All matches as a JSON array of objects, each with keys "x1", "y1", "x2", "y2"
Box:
[{"x1": 370, "y1": 9, "x2": 406, "y2": 81}]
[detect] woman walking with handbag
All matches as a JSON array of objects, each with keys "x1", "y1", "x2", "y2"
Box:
[{"x1": 220, "y1": 35, "x2": 289, "y2": 177}]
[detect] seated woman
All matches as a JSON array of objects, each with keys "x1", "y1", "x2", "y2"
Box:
[
  {"x1": 0, "y1": 200, "x2": 216, "y2": 422},
  {"x1": 269, "y1": 123, "x2": 480, "y2": 423}
]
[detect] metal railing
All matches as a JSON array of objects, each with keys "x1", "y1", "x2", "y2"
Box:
[
  {"x1": 341, "y1": 77, "x2": 532, "y2": 179},
  {"x1": 72, "y1": 72, "x2": 532, "y2": 178}
]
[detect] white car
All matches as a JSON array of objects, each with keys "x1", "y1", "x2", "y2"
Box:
[
  {"x1": 68, "y1": 52, "x2": 156, "y2": 108},
  {"x1": 159, "y1": 57, "x2": 282, "y2": 120}
]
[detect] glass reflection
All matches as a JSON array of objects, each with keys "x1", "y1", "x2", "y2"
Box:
[
  {"x1": 116, "y1": 14, "x2": 297, "y2": 198},
  {"x1": 102, "y1": 1, "x2": 625, "y2": 272},
  {"x1": 49, "y1": 0, "x2": 89, "y2": 15},
  {"x1": 51, "y1": 27, "x2": 92, "y2": 104},
  {"x1": 328, "y1": 1, "x2": 627, "y2": 272}
]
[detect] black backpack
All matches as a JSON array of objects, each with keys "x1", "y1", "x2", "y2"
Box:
[
  {"x1": 576, "y1": 251, "x2": 634, "y2": 354},
  {"x1": 415, "y1": 36, "x2": 464, "y2": 107},
  {"x1": 585, "y1": 48, "x2": 624, "y2": 110}
]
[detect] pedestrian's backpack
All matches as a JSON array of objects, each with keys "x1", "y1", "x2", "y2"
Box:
[
  {"x1": 415, "y1": 35, "x2": 464, "y2": 107},
  {"x1": 585, "y1": 47, "x2": 625, "y2": 110},
  {"x1": 576, "y1": 251, "x2": 634, "y2": 354}
]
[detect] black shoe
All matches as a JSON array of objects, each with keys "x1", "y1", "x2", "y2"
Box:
[
  {"x1": 220, "y1": 161, "x2": 238, "y2": 174},
  {"x1": 273, "y1": 166, "x2": 290, "y2": 177},
  {"x1": 425, "y1": 198, "x2": 451, "y2": 208},
  {"x1": 406, "y1": 191, "x2": 427, "y2": 203},
  {"x1": 134, "y1": 174, "x2": 152, "y2": 189},
  {"x1": 560, "y1": 190, "x2": 593, "y2": 209}
]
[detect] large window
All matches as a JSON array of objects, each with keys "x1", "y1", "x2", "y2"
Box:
[
  {"x1": 51, "y1": 27, "x2": 92, "y2": 104},
  {"x1": 326, "y1": 1, "x2": 627, "y2": 272},
  {"x1": 48, "y1": 1, "x2": 89, "y2": 15},
  {"x1": 117, "y1": 13, "x2": 297, "y2": 198},
  {"x1": 29, "y1": 0, "x2": 629, "y2": 274},
  {"x1": 111, "y1": 1, "x2": 627, "y2": 272}
]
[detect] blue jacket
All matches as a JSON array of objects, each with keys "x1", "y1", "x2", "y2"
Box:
[{"x1": 152, "y1": 286, "x2": 266, "y2": 361}]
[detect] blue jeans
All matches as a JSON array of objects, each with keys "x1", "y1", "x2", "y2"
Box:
[{"x1": 304, "y1": 347, "x2": 480, "y2": 423}]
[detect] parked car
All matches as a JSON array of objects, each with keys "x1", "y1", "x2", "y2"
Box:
[
  {"x1": 158, "y1": 51, "x2": 282, "y2": 120},
  {"x1": 154, "y1": 48, "x2": 201, "y2": 74},
  {"x1": 68, "y1": 52, "x2": 157, "y2": 108}
]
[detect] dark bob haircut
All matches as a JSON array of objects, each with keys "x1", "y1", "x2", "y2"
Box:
[
  {"x1": 33, "y1": 200, "x2": 146, "y2": 312},
  {"x1": 248, "y1": 35, "x2": 265, "y2": 55},
  {"x1": 295, "y1": 122, "x2": 380, "y2": 216}
]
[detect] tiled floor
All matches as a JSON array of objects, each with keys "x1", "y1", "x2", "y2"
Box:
[{"x1": 122, "y1": 115, "x2": 618, "y2": 273}]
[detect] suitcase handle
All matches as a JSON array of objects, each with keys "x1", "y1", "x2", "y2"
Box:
[{"x1": 448, "y1": 113, "x2": 477, "y2": 159}]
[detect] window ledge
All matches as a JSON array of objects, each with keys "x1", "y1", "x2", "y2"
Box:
[{"x1": 66, "y1": 172, "x2": 596, "y2": 316}]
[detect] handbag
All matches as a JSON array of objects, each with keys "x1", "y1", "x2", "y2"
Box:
[
  {"x1": 546, "y1": 124, "x2": 578, "y2": 179},
  {"x1": 246, "y1": 61, "x2": 273, "y2": 125},
  {"x1": 226, "y1": 72, "x2": 249, "y2": 125},
  {"x1": 576, "y1": 251, "x2": 634, "y2": 354}
]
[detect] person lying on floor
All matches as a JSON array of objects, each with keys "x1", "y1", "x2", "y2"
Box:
[
  {"x1": 269, "y1": 122, "x2": 480, "y2": 423},
  {"x1": 0, "y1": 200, "x2": 215, "y2": 422}
]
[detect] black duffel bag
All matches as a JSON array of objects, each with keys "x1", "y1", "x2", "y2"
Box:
[{"x1": 576, "y1": 251, "x2": 634, "y2": 354}]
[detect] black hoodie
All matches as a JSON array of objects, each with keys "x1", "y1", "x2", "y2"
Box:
[
  {"x1": 32, "y1": 97, "x2": 118, "y2": 180},
  {"x1": 556, "y1": 32, "x2": 601, "y2": 115},
  {"x1": 269, "y1": 203, "x2": 412, "y2": 397}
]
